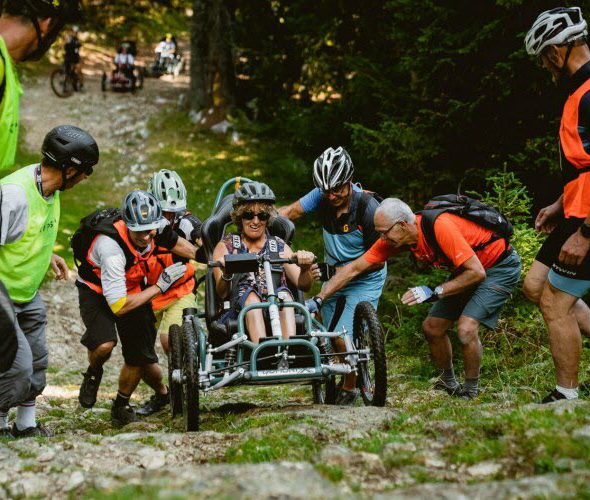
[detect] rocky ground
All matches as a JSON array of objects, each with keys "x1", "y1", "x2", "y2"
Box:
[{"x1": 1, "y1": 45, "x2": 589, "y2": 499}]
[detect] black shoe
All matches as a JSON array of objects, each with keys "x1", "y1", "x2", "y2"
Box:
[
  {"x1": 541, "y1": 388, "x2": 569, "y2": 404},
  {"x1": 11, "y1": 423, "x2": 52, "y2": 438},
  {"x1": 458, "y1": 388, "x2": 478, "y2": 400},
  {"x1": 79, "y1": 368, "x2": 102, "y2": 408},
  {"x1": 336, "y1": 388, "x2": 359, "y2": 406},
  {"x1": 433, "y1": 380, "x2": 463, "y2": 396},
  {"x1": 136, "y1": 393, "x2": 170, "y2": 417},
  {"x1": 111, "y1": 405, "x2": 137, "y2": 426}
]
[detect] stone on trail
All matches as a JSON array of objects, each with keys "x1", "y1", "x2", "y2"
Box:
[
  {"x1": 139, "y1": 449, "x2": 167, "y2": 470},
  {"x1": 572, "y1": 425, "x2": 590, "y2": 443},
  {"x1": 64, "y1": 471, "x2": 85, "y2": 492},
  {"x1": 466, "y1": 461, "x2": 502, "y2": 477}
]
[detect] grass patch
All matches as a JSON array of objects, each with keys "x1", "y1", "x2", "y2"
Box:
[{"x1": 315, "y1": 463, "x2": 344, "y2": 482}]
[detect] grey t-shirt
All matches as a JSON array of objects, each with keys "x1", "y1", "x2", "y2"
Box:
[{"x1": 0, "y1": 165, "x2": 55, "y2": 246}]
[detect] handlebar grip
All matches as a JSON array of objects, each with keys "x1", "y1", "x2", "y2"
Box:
[{"x1": 208, "y1": 261, "x2": 222, "y2": 268}]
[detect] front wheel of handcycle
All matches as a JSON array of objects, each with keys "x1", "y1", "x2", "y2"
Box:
[
  {"x1": 312, "y1": 376, "x2": 337, "y2": 404},
  {"x1": 353, "y1": 301, "x2": 387, "y2": 406},
  {"x1": 50, "y1": 68, "x2": 74, "y2": 98},
  {"x1": 168, "y1": 324, "x2": 183, "y2": 418},
  {"x1": 181, "y1": 319, "x2": 200, "y2": 431}
]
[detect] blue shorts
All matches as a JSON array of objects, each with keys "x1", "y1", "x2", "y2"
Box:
[
  {"x1": 219, "y1": 286, "x2": 292, "y2": 325},
  {"x1": 321, "y1": 286, "x2": 381, "y2": 338},
  {"x1": 548, "y1": 269, "x2": 590, "y2": 298},
  {"x1": 428, "y1": 250, "x2": 521, "y2": 330}
]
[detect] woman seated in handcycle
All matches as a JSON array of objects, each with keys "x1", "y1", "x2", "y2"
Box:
[{"x1": 212, "y1": 182, "x2": 319, "y2": 344}]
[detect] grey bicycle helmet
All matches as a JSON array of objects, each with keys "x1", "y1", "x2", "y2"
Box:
[
  {"x1": 313, "y1": 147, "x2": 354, "y2": 191},
  {"x1": 233, "y1": 181, "x2": 276, "y2": 206},
  {"x1": 147, "y1": 169, "x2": 187, "y2": 212},
  {"x1": 122, "y1": 190, "x2": 163, "y2": 231},
  {"x1": 42, "y1": 125, "x2": 99, "y2": 175},
  {"x1": 526, "y1": 7, "x2": 588, "y2": 56}
]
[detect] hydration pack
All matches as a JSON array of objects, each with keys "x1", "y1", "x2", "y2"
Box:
[{"x1": 420, "y1": 194, "x2": 513, "y2": 265}]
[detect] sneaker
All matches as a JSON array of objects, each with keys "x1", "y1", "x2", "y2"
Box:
[
  {"x1": 336, "y1": 388, "x2": 359, "y2": 406},
  {"x1": 111, "y1": 405, "x2": 138, "y2": 426},
  {"x1": 79, "y1": 368, "x2": 102, "y2": 408},
  {"x1": 433, "y1": 380, "x2": 464, "y2": 397},
  {"x1": 541, "y1": 388, "x2": 568, "y2": 404},
  {"x1": 11, "y1": 423, "x2": 52, "y2": 438},
  {"x1": 458, "y1": 388, "x2": 478, "y2": 400},
  {"x1": 136, "y1": 393, "x2": 170, "y2": 417}
]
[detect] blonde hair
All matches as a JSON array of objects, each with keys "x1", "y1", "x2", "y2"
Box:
[{"x1": 231, "y1": 202, "x2": 277, "y2": 232}]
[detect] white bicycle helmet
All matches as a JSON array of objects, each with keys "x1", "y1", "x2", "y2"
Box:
[
  {"x1": 313, "y1": 147, "x2": 354, "y2": 191},
  {"x1": 147, "y1": 169, "x2": 187, "y2": 213},
  {"x1": 525, "y1": 7, "x2": 588, "y2": 56}
]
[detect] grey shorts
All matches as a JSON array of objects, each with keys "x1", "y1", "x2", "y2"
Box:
[{"x1": 428, "y1": 250, "x2": 522, "y2": 330}]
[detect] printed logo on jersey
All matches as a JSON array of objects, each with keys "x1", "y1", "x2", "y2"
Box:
[
  {"x1": 232, "y1": 234, "x2": 241, "y2": 249},
  {"x1": 269, "y1": 239, "x2": 278, "y2": 252},
  {"x1": 343, "y1": 224, "x2": 349, "y2": 233}
]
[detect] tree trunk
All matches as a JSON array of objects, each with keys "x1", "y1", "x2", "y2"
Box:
[{"x1": 189, "y1": 0, "x2": 235, "y2": 113}]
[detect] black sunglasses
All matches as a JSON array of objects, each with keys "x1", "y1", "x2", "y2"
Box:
[{"x1": 242, "y1": 211, "x2": 270, "y2": 221}]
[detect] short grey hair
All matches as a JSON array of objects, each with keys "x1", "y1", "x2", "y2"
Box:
[{"x1": 375, "y1": 198, "x2": 416, "y2": 224}]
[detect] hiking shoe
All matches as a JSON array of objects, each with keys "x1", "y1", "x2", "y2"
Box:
[
  {"x1": 541, "y1": 389, "x2": 569, "y2": 404},
  {"x1": 136, "y1": 393, "x2": 170, "y2": 417},
  {"x1": 111, "y1": 405, "x2": 137, "y2": 426},
  {"x1": 79, "y1": 368, "x2": 102, "y2": 409},
  {"x1": 11, "y1": 423, "x2": 52, "y2": 438},
  {"x1": 433, "y1": 380, "x2": 463, "y2": 397},
  {"x1": 458, "y1": 388, "x2": 478, "y2": 400},
  {"x1": 336, "y1": 388, "x2": 359, "y2": 406}
]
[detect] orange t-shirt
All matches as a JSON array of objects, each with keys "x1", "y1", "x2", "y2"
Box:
[{"x1": 363, "y1": 214, "x2": 507, "y2": 270}]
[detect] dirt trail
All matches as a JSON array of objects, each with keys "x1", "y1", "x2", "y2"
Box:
[{"x1": 3, "y1": 46, "x2": 589, "y2": 500}]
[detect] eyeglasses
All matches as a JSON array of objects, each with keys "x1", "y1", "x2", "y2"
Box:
[
  {"x1": 378, "y1": 221, "x2": 401, "y2": 237},
  {"x1": 242, "y1": 211, "x2": 270, "y2": 221},
  {"x1": 323, "y1": 183, "x2": 349, "y2": 196}
]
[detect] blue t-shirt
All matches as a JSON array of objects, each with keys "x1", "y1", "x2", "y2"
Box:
[{"x1": 299, "y1": 184, "x2": 386, "y2": 293}]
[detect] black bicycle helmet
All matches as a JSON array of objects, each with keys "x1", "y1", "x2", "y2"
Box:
[
  {"x1": 121, "y1": 190, "x2": 163, "y2": 231},
  {"x1": 233, "y1": 181, "x2": 276, "y2": 206},
  {"x1": 0, "y1": 0, "x2": 82, "y2": 61},
  {"x1": 42, "y1": 125, "x2": 99, "y2": 175},
  {"x1": 313, "y1": 147, "x2": 354, "y2": 191}
]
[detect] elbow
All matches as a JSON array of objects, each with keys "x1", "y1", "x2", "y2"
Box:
[{"x1": 473, "y1": 269, "x2": 487, "y2": 284}]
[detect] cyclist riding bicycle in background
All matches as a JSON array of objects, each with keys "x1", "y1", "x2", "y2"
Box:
[
  {"x1": 278, "y1": 147, "x2": 386, "y2": 405},
  {"x1": 146, "y1": 169, "x2": 204, "y2": 354},
  {"x1": 63, "y1": 24, "x2": 83, "y2": 90},
  {"x1": 0, "y1": 0, "x2": 82, "y2": 170},
  {"x1": 212, "y1": 182, "x2": 318, "y2": 345}
]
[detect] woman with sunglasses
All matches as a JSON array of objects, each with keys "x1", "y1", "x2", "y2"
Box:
[{"x1": 211, "y1": 182, "x2": 318, "y2": 344}]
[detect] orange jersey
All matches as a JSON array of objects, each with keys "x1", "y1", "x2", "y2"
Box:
[{"x1": 364, "y1": 214, "x2": 507, "y2": 270}]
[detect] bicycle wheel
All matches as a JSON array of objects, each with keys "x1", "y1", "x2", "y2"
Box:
[
  {"x1": 353, "y1": 301, "x2": 387, "y2": 407},
  {"x1": 50, "y1": 68, "x2": 74, "y2": 98},
  {"x1": 168, "y1": 324, "x2": 183, "y2": 418},
  {"x1": 312, "y1": 376, "x2": 337, "y2": 404},
  {"x1": 181, "y1": 319, "x2": 200, "y2": 432}
]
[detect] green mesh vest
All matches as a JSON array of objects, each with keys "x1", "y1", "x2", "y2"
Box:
[
  {"x1": 0, "y1": 166, "x2": 60, "y2": 302},
  {"x1": 0, "y1": 36, "x2": 23, "y2": 171}
]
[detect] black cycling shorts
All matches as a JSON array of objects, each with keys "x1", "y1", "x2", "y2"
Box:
[
  {"x1": 535, "y1": 217, "x2": 590, "y2": 281},
  {"x1": 77, "y1": 283, "x2": 158, "y2": 366}
]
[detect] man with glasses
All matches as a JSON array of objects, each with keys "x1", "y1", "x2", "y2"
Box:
[
  {"x1": 279, "y1": 147, "x2": 386, "y2": 405},
  {"x1": 315, "y1": 198, "x2": 521, "y2": 400},
  {"x1": 523, "y1": 7, "x2": 590, "y2": 403}
]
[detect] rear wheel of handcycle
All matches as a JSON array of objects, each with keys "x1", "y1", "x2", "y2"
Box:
[
  {"x1": 168, "y1": 324, "x2": 183, "y2": 418},
  {"x1": 50, "y1": 68, "x2": 74, "y2": 98},
  {"x1": 181, "y1": 319, "x2": 200, "y2": 431},
  {"x1": 312, "y1": 376, "x2": 337, "y2": 404},
  {"x1": 353, "y1": 301, "x2": 387, "y2": 406}
]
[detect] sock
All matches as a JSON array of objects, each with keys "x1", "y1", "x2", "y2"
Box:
[
  {"x1": 16, "y1": 402, "x2": 36, "y2": 431},
  {"x1": 556, "y1": 385, "x2": 578, "y2": 400},
  {"x1": 0, "y1": 411, "x2": 8, "y2": 429},
  {"x1": 439, "y1": 368, "x2": 460, "y2": 389},
  {"x1": 114, "y1": 391, "x2": 131, "y2": 408},
  {"x1": 464, "y1": 377, "x2": 480, "y2": 397}
]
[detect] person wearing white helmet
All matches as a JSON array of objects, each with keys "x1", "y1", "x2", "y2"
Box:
[
  {"x1": 523, "y1": 7, "x2": 590, "y2": 403},
  {"x1": 279, "y1": 147, "x2": 386, "y2": 405}
]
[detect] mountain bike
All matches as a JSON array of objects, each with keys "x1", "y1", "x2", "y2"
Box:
[{"x1": 50, "y1": 62, "x2": 82, "y2": 98}]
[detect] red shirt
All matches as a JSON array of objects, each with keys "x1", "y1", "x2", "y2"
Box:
[{"x1": 363, "y1": 214, "x2": 507, "y2": 270}]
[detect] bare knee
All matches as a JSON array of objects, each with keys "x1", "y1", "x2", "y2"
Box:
[
  {"x1": 457, "y1": 318, "x2": 480, "y2": 346},
  {"x1": 94, "y1": 341, "x2": 115, "y2": 359},
  {"x1": 523, "y1": 275, "x2": 543, "y2": 305},
  {"x1": 422, "y1": 317, "x2": 449, "y2": 340}
]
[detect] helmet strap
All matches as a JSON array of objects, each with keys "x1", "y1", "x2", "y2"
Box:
[
  {"x1": 59, "y1": 168, "x2": 68, "y2": 192},
  {"x1": 559, "y1": 42, "x2": 575, "y2": 77}
]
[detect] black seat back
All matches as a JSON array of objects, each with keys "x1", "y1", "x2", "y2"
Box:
[{"x1": 202, "y1": 194, "x2": 298, "y2": 330}]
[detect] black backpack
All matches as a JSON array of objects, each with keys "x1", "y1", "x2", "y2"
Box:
[
  {"x1": 419, "y1": 194, "x2": 513, "y2": 265},
  {"x1": 71, "y1": 208, "x2": 135, "y2": 285}
]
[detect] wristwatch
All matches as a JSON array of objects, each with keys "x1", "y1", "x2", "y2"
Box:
[
  {"x1": 313, "y1": 296, "x2": 324, "y2": 309},
  {"x1": 434, "y1": 286, "x2": 444, "y2": 299},
  {"x1": 580, "y1": 222, "x2": 590, "y2": 239}
]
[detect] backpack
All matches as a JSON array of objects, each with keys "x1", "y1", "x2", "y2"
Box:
[
  {"x1": 419, "y1": 194, "x2": 513, "y2": 266},
  {"x1": 71, "y1": 208, "x2": 135, "y2": 285},
  {"x1": 355, "y1": 190, "x2": 383, "y2": 228}
]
